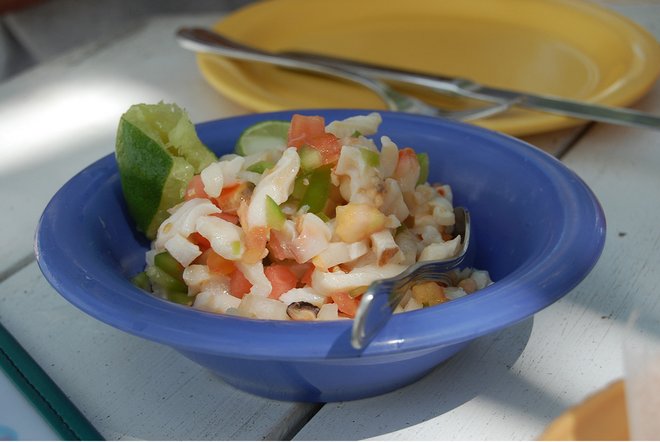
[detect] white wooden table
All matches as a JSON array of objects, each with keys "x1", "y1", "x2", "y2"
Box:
[{"x1": 0, "y1": 3, "x2": 658, "y2": 440}]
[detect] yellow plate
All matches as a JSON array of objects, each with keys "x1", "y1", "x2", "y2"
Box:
[
  {"x1": 539, "y1": 380, "x2": 629, "y2": 440},
  {"x1": 197, "y1": 0, "x2": 660, "y2": 136}
]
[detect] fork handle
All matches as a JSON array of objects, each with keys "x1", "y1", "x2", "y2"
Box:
[{"x1": 175, "y1": 28, "x2": 400, "y2": 111}]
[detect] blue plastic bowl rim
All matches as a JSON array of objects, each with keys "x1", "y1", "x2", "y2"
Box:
[{"x1": 35, "y1": 109, "x2": 606, "y2": 360}]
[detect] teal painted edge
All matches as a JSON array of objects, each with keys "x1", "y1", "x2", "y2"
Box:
[{"x1": 0, "y1": 322, "x2": 104, "y2": 441}]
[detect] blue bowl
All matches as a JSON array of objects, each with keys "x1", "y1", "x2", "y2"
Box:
[{"x1": 35, "y1": 110, "x2": 605, "y2": 402}]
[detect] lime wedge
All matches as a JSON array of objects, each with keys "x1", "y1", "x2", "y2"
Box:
[
  {"x1": 115, "y1": 102, "x2": 217, "y2": 239},
  {"x1": 235, "y1": 120, "x2": 290, "y2": 156}
]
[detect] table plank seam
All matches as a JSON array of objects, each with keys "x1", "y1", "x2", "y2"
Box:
[
  {"x1": 0, "y1": 253, "x2": 35, "y2": 285},
  {"x1": 274, "y1": 403, "x2": 323, "y2": 441},
  {"x1": 549, "y1": 123, "x2": 594, "y2": 161}
]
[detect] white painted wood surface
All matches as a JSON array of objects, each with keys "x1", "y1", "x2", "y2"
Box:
[
  {"x1": 0, "y1": 14, "x2": 316, "y2": 441},
  {"x1": 0, "y1": 2, "x2": 657, "y2": 440},
  {"x1": 0, "y1": 14, "x2": 245, "y2": 279},
  {"x1": 301, "y1": 85, "x2": 660, "y2": 442},
  {"x1": 0, "y1": 263, "x2": 318, "y2": 440},
  {"x1": 295, "y1": 3, "x2": 660, "y2": 440}
]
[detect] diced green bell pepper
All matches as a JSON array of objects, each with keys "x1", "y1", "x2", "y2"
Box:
[
  {"x1": 265, "y1": 195, "x2": 286, "y2": 230},
  {"x1": 300, "y1": 165, "x2": 332, "y2": 215},
  {"x1": 416, "y1": 152, "x2": 429, "y2": 185},
  {"x1": 154, "y1": 251, "x2": 184, "y2": 282},
  {"x1": 291, "y1": 174, "x2": 308, "y2": 201},
  {"x1": 131, "y1": 271, "x2": 150, "y2": 291},
  {"x1": 246, "y1": 160, "x2": 274, "y2": 174},
  {"x1": 146, "y1": 265, "x2": 188, "y2": 294},
  {"x1": 360, "y1": 147, "x2": 380, "y2": 167},
  {"x1": 298, "y1": 145, "x2": 323, "y2": 172},
  {"x1": 167, "y1": 291, "x2": 195, "y2": 306}
]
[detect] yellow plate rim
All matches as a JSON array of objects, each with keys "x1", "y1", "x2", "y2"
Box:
[{"x1": 197, "y1": 0, "x2": 660, "y2": 136}]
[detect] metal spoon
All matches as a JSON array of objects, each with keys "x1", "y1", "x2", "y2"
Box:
[
  {"x1": 351, "y1": 206, "x2": 472, "y2": 350},
  {"x1": 175, "y1": 28, "x2": 511, "y2": 121}
]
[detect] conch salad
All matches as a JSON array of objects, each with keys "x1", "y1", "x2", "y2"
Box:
[{"x1": 138, "y1": 112, "x2": 492, "y2": 320}]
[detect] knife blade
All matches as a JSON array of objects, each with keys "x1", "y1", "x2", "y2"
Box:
[{"x1": 282, "y1": 50, "x2": 660, "y2": 131}]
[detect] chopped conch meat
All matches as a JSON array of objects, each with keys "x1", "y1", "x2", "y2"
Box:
[{"x1": 139, "y1": 112, "x2": 493, "y2": 319}]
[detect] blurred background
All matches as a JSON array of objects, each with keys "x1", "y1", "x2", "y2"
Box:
[{"x1": 0, "y1": 0, "x2": 254, "y2": 81}]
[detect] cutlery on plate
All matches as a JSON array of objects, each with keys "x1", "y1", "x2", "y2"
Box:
[
  {"x1": 351, "y1": 207, "x2": 472, "y2": 350},
  {"x1": 175, "y1": 28, "x2": 513, "y2": 121},
  {"x1": 281, "y1": 49, "x2": 660, "y2": 131}
]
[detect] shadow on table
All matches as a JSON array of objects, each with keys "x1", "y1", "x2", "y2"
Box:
[{"x1": 297, "y1": 316, "x2": 573, "y2": 440}]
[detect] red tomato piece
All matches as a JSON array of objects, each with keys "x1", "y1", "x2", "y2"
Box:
[
  {"x1": 193, "y1": 248, "x2": 211, "y2": 265},
  {"x1": 207, "y1": 250, "x2": 236, "y2": 275},
  {"x1": 185, "y1": 175, "x2": 208, "y2": 200},
  {"x1": 308, "y1": 132, "x2": 342, "y2": 165},
  {"x1": 229, "y1": 269, "x2": 252, "y2": 298},
  {"x1": 210, "y1": 212, "x2": 240, "y2": 225},
  {"x1": 188, "y1": 232, "x2": 210, "y2": 251},
  {"x1": 214, "y1": 182, "x2": 251, "y2": 214},
  {"x1": 287, "y1": 114, "x2": 326, "y2": 148},
  {"x1": 330, "y1": 292, "x2": 359, "y2": 317},
  {"x1": 264, "y1": 265, "x2": 298, "y2": 300}
]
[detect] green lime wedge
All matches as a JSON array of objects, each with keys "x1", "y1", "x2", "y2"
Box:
[
  {"x1": 235, "y1": 120, "x2": 290, "y2": 156},
  {"x1": 115, "y1": 102, "x2": 217, "y2": 239}
]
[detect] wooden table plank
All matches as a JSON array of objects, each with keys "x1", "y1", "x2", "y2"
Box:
[
  {"x1": 295, "y1": 56, "x2": 660, "y2": 442},
  {"x1": 293, "y1": 127, "x2": 659, "y2": 437},
  {"x1": 0, "y1": 10, "x2": 584, "y2": 282},
  {"x1": 0, "y1": 14, "x2": 316, "y2": 441},
  {"x1": 0, "y1": 261, "x2": 320, "y2": 440},
  {"x1": 295, "y1": 2, "x2": 660, "y2": 440},
  {"x1": 0, "y1": 14, "x2": 245, "y2": 279},
  {"x1": 0, "y1": 3, "x2": 656, "y2": 440}
]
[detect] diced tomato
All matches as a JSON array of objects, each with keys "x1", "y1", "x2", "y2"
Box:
[
  {"x1": 193, "y1": 248, "x2": 211, "y2": 265},
  {"x1": 267, "y1": 232, "x2": 293, "y2": 261},
  {"x1": 207, "y1": 250, "x2": 236, "y2": 275},
  {"x1": 214, "y1": 182, "x2": 252, "y2": 214},
  {"x1": 330, "y1": 292, "x2": 359, "y2": 317},
  {"x1": 264, "y1": 264, "x2": 298, "y2": 299},
  {"x1": 287, "y1": 115, "x2": 342, "y2": 164},
  {"x1": 307, "y1": 132, "x2": 342, "y2": 165},
  {"x1": 229, "y1": 269, "x2": 252, "y2": 298},
  {"x1": 288, "y1": 114, "x2": 326, "y2": 148},
  {"x1": 188, "y1": 232, "x2": 211, "y2": 250},
  {"x1": 210, "y1": 212, "x2": 240, "y2": 225},
  {"x1": 185, "y1": 175, "x2": 208, "y2": 200},
  {"x1": 286, "y1": 261, "x2": 313, "y2": 280}
]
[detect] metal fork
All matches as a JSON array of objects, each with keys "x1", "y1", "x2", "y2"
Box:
[
  {"x1": 176, "y1": 28, "x2": 512, "y2": 121},
  {"x1": 351, "y1": 207, "x2": 472, "y2": 349}
]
